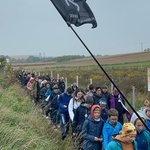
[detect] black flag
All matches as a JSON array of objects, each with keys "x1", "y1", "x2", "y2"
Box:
[{"x1": 51, "y1": 0, "x2": 97, "y2": 28}]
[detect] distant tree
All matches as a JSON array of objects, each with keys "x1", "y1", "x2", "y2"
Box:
[
  {"x1": 53, "y1": 55, "x2": 86, "y2": 62},
  {"x1": 144, "y1": 48, "x2": 150, "y2": 52},
  {"x1": 26, "y1": 56, "x2": 40, "y2": 63},
  {"x1": 0, "y1": 55, "x2": 6, "y2": 69}
]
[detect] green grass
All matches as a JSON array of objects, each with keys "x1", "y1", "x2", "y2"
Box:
[
  {"x1": 0, "y1": 84, "x2": 147, "y2": 150},
  {"x1": 0, "y1": 84, "x2": 73, "y2": 150}
]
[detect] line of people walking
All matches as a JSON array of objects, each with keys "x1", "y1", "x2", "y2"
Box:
[{"x1": 17, "y1": 71, "x2": 150, "y2": 150}]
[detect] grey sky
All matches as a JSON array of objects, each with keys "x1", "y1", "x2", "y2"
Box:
[{"x1": 0, "y1": 0, "x2": 150, "y2": 57}]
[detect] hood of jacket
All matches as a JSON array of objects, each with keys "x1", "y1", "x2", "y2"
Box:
[
  {"x1": 142, "y1": 108, "x2": 150, "y2": 120},
  {"x1": 130, "y1": 112, "x2": 146, "y2": 125},
  {"x1": 113, "y1": 134, "x2": 124, "y2": 143},
  {"x1": 90, "y1": 105, "x2": 101, "y2": 120}
]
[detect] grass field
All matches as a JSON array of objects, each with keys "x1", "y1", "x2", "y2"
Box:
[{"x1": 11, "y1": 51, "x2": 150, "y2": 70}]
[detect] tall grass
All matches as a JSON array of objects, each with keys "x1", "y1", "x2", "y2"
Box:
[{"x1": 0, "y1": 84, "x2": 73, "y2": 150}]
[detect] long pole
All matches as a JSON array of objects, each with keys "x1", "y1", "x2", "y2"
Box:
[
  {"x1": 67, "y1": 24, "x2": 150, "y2": 132},
  {"x1": 50, "y1": 0, "x2": 150, "y2": 132}
]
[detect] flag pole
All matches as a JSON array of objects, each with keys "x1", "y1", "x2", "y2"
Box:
[
  {"x1": 67, "y1": 24, "x2": 150, "y2": 132},
  {"x1": 50, "y1": 0, "x2": 150, "y2": 132}
]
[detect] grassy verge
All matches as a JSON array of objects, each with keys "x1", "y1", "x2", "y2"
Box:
[{"x1": 0, "y1": 84, "x2": 73, "y2": 150}]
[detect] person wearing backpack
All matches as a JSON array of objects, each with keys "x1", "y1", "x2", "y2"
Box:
[{"x1": 57, "y1": 87, "x2": 72, "y2": 140}]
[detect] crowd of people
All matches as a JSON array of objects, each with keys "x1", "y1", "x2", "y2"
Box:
[{"x1": 17, "y1": 71, "x2": 150, "y2": 150}]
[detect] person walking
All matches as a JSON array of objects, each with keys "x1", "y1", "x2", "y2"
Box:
[{"x1": 58, "y1": 87, "x2": 72, "y2": 140}]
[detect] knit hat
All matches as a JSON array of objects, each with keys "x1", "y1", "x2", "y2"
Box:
[
  {"x1": 99, "y1": 98, "x2": 107, "y2": 105},
  {"x1": 85, "y1": 96, "x2": 94, "y2": 105},
  {"x1": 121, "y1": 123, "x2": 136, "y2": 137}
]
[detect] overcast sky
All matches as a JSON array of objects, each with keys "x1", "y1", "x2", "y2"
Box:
[{"x1": 0, "y1": 0, "x2": 150, "y2": 57}]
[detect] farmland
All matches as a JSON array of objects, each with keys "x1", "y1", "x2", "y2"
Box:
[{"x1": 11, "y1": 51, "x2": 150, "y2": 70}]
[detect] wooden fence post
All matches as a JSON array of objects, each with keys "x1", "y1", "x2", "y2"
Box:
[
  {"x1": 65, "y1": 77, "x2": 68, "y2": 90},
  {"x1": 76, "y1": 75, "x2": 78, "y2": 87},
  {"x1": 132, "y1": 86, "x2": 136, "y2": 109},
  {"x1": 51, "y1": 71, "x2": 53, "y2": 80},
  {"x1": 90, "y1": 78, "x2": 92, "y2": 84}
]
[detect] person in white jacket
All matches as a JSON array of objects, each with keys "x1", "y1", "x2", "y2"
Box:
[{"x1": 68, "y1": 88, "x2": 86, "y2": 121}]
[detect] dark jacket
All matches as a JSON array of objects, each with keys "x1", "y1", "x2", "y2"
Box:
[
  {"x1": 101, "y1": 108, "x2": 108, "y2": 122},
  {"x1": 93, "y1": 93, "x2": 102, "y2": 105},
  {"x1": 82, "y1": 105, "x2": 104, "y2": 150},
  {"x1": 39, "y1": 87, "x2": 49, "y2": 99},
  {"x1": 58, "y1": 80, "x2": 65, "y2": 93},
  {"x1": 109, "y1": 93, "x2": 126, "y2": 124},
  {"x1": 72, "y1": 105, "x2": 91, "y2": 133},
  {"x1": 136, "y1": 129, "x2": 150, "y2": 150},
  {"x1": 47, "y1": 89, "x2": 61, "y2": 109}
]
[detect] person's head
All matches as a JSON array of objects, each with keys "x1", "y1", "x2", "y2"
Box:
[
  {"x1": 101, "y1": 84, "x2": 108, "y2": 93},
  {"x1": 38, "y1": 77, "x2": 42, "y2": 84},
  {"x1": 66, "y1": 87, "x2": 72, "y2": 95},
  {"x1": 74, "y1": 88, "x2": 85, "y2": 101},
  {"x1": 59, "y1": 77, "x2": 64, "y2": 82},
  {"x1": 34, "y1": 76, "x2": 39, "y2": 81},
  {"x1": 91, "y1": 105, "x2": 102, "y2": 119},
  {"x1": 130, "y1": 112, "x2": 146, "y2": 133},
  {"x1": 45, "y1": 81, "x2": 50, "y2": 88},
  {"x1": 29, "y1": 77, "x2": 34, "y2": 83},
  {"x1": 121, "y1": 123, "x2": 136, "y2": 143},
  {"x1": 31, "y1": 73, "x2": 35, "y2": 78},
  {"x1": 95, "y1": 86, "x2": 102, "y2": 95},
  {"x1": 85, "y1": 96, "x2": 94, "y2": 108},
  {"x1": 52, "y1": 77, "x2": 57, "y2": 82},
  {"x1": 86, "y1": 84, "x2": 89, "y2": 90},
  {"x1": 89, "y1": 84, "x2": 95, "y2": 92},
  {"x1": 113, "y1": 87, "x2": 119, "y2": 96},
  {"x1": 145, "y1": 107, "x2": 150, "y2": 118},
  {"x1": 108, "y1": 108, "x2": 118, "y2": 125},
  {"x1": 72, "y1": 82, "x2": 77, "y2": 87},
  {"x1": 99, "y1": 98, "x2": 107, "y2": 109},
  {"x1": 143, "y1": 100, "x2": 150, "y2": 107}
]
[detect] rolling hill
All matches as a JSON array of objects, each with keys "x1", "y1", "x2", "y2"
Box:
[{"x1": 11, "y1": 51, "x2": 150, "y2": 69}]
